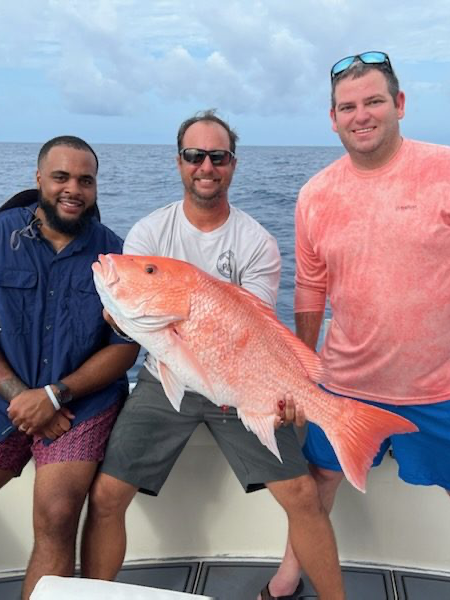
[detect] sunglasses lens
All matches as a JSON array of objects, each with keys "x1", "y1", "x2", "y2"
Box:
[
  {"x1": 182, "y1": 149, "x2": 206, "y2": 164},
  {"x1": 360, "y1": 51, "x2": 388, "y2": 64},
  {"x1": 208, "y1": 151, "x2": 231, "y2": 166},
  {"x1": 331, "y1": 57, "x2": 355, "y2": 78}
]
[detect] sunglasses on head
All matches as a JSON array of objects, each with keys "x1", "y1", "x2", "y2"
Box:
[
  {"x1": 179, "y1": 148, "x2": 235, "y2": 166},
  {"x1": 331, "y1": 51, "x2": 392, "y2": 81}
]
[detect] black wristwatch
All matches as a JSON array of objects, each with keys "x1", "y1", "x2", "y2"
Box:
[{"x1": 54, "y1": 381, "x2": 73, "y2": 405}]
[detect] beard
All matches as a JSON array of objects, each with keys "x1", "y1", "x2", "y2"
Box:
[
  {"x1": 189, "y1": 189, "x2": 222, "y2": 209},
  {"x1": 38, "y1": 191, "x2": 97, "y2": 236},
  {"x1": 186, "y1": 181, "x2": 224, "y2": 209}
]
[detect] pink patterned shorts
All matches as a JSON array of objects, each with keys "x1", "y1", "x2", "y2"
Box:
[{"x1": 0, "y1": 402, "x2": 120, "y2": 476}]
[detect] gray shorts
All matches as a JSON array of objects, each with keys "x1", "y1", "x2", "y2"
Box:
[{"x1": 101, "y1": 367, "x2": 309, "y2": 495}]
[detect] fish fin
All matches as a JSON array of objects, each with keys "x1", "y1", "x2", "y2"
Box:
[
  {"x1": 157, "y1": 360, "x2": 185, "y2": 411},
  {"x1": 290, "y1": 340, "x2": 326, "y2": 383},
  {"x1": 223, "y1": 283, "x2": 326, "y2": 383},
  {"x1": 238, "y1": 410, "x2": 282, "y2": 463},
  {"x1": 325, "y1": 398, "x2": 418, "y2": 493},
  {"x1": 163, "y1": 329, "x2": 217, "y2": 404}
]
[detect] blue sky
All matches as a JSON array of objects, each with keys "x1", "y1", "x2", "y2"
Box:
[{"x1": 1, "y1": 0, "x2": 449, "y2": 146}]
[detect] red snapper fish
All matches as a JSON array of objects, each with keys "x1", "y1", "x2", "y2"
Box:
[{"x1": 92, "y1": 254, "x2": 418, "y2": 492}]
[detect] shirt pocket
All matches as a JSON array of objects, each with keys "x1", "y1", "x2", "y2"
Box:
[
  {"x1": 0, "y1": 269, "x2": 37, "y2": 334},
  {"x1": 70, "y1": 273, "x2": 106, "y2": 345}
]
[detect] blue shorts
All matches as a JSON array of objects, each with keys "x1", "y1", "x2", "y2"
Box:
[{"x1": 303, "y1": 387, "x2": 450, "y2": 490}]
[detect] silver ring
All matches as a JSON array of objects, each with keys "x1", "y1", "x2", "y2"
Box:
[{"x1": 19, "y1": 425, "x2": 27, "y2": 433}]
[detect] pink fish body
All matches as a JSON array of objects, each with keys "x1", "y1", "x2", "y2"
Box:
[{"x1": 92, "y1": 254, "x2": 418, "y2": 492}]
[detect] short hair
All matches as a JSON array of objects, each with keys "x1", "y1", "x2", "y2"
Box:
[
  {"x1": 331, "y1": 61, "x2": 400, "y2": 108},
  {"x1": 37, "y1": 135, "x2": 99, "y2": 172},
  {"x1": 177, "y1": 109, "x2": 239, "y2": 154}
]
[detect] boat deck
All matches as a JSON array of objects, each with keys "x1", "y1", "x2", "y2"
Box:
[{"x1": 2, "y1": 560, "x2": 450, "y2": 599}]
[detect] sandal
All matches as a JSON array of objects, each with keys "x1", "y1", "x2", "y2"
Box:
[{"x1": 260, "y1": 578, "x2": 304, "y2": 599}]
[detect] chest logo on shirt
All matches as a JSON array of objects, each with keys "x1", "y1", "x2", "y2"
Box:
[
  {"x1": 395, "y1": 205, "x2": 417, "y2": 211},
  {"x1": 217, "y1": 250, "x2": 235, "y2": 279}
]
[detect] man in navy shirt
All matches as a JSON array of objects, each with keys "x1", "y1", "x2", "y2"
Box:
[{"x1": 0, "y1": 136, "x2": 139, "y2": 599}]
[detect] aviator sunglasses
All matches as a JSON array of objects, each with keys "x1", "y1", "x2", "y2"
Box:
[
  {"x1": 179, "y1": 148, "x2": 235, "y2": 166},
  {"x1": 331, "y1": 51, "x2": 393, "y2": 81}
]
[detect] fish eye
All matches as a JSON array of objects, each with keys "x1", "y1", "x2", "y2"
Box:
[{"x1": 145, "y1": 264, "x2": 157, "y2": 274}]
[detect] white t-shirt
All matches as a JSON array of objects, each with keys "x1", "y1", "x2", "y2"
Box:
[
  {"x1": 124, "y1": 200, "x2": 281, "y2": 379},
  {"x1": 124, "y1": 201, "x2": 280, "y2": 306}
]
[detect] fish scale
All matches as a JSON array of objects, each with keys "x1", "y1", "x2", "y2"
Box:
[{"x1": 182, "y1": 284, "x2": 311, "y2": 408}]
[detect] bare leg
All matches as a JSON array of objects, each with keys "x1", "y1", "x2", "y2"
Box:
[
  {"x1": 21, "y1": 461, "x2": 98, "y2": 600},
  {"x1": 81, "y1": 472, "x2": 138, "y2": 579},
  {"x1": 266, "y1": 472, "x2": 345, "y2": 600},
  {"x1": 263, "y1": 466, "x2": 344, "y2": 598}
]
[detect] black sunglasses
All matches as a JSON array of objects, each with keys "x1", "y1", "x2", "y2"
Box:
[
  {"x1": 179, "y1": 148, "x2": 235, "y2": 166},
  {"x1": 331, "y1": 51, "x2": 393, "y2": 81}
]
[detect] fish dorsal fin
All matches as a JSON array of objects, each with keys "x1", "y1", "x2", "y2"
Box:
[
  {"x1": 288, "y1": 337, "x2": 325, "y2": 383},
  {"x1": 157, "y1": 360, "x2": 186, "y2": 411},
  {"x1": 222, "y1": 283, "x2": 325, "y2": 383},
  {"x1": 237, "y1": 409, "x2": 282, "y2": 462}
]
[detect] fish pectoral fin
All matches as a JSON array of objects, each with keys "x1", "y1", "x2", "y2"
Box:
[
  {"x1": 157, "y1": 360, "x2": 185, "y2": 412},
  {"x1": 238, "y1": 410, "x2": 282, "y2": 463},
  {"x1": 165, "y1": 329, "x2": 217, "y2": 403}
]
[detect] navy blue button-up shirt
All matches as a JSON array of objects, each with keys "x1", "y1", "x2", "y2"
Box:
[{"x1": 0, "y1": 204, "x2": 130, "y2": 441}]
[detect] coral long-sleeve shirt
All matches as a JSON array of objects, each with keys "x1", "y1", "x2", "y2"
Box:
[{"x1": 295, "y1": 139, "x2": 450, "y2": 405}]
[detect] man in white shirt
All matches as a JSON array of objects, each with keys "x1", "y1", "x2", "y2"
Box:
[{"x1": 82, "y1": 110, "x2": 345, "y2": 600}]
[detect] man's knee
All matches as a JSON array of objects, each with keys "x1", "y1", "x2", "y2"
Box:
[
  {"x1": 34, "y1": 495, "x2": 82, "y2": 540},
  {"x1": 267, "y1": 474, "x2": 321, "y2": 514},
  {"x1": 309, "y1": 464, "x2": 344, "y2": 488},
  {"x1": 88, "y1": 473, "x2": 137, "y2": 519}
]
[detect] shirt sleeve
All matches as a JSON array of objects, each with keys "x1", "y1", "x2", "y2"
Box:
[
  {"x1": 107, "y1": 329, "x2": 137, "y2": 345},
  {"x1": 294, "y1": 190, "x2": 327, "y2": 313},
  {"x1": 123, "y1": 219, "x2": 157, "y2": 255},
  {"x1": 240, "y1": 235, "x2": 281, "y2": 309}
]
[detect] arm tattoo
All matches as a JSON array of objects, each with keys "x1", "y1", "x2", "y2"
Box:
[{"x1": 0, "y1": 377, "x2": 28, "y2": 403}]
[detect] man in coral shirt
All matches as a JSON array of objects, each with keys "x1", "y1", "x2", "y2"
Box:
[{"x1": 269, "y1": 52, "x2": 450, "y2": 598}]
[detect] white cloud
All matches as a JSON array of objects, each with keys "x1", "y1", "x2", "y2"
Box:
[{"x1": 0, "y1": 0, "x2": 449, "y2": 119}]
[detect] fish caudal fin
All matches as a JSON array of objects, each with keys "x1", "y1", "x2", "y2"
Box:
[
  {"x1": 326, "y1": 400, "x2": 418, "y2": 493},
  {"x1": 238, "y1": 410, "x2": 282, "y2": 462}
]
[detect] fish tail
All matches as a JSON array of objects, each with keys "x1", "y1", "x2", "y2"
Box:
[{"x1": 325, "y1": 399, "x2": 418, "y2": 493}]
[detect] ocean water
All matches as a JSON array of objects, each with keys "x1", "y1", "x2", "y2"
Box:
[{"x1": 1, "y1": 143, "x2": 343, "y2": 378}]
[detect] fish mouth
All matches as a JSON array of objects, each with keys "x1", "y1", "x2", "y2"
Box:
[{"x1": 93, "y1": 254, "x2": 120, "y2": 287}]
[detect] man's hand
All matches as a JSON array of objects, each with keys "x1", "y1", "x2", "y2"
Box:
[
  {"x1": 35, "y1": 407, "x2": 75, "y2": 440},
  {"x1": 274, "y1": 392, "x2": 306, "y2": 428},
  {"x1": 7, "y1": 388, "x2": 56, "y2": 434}
]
